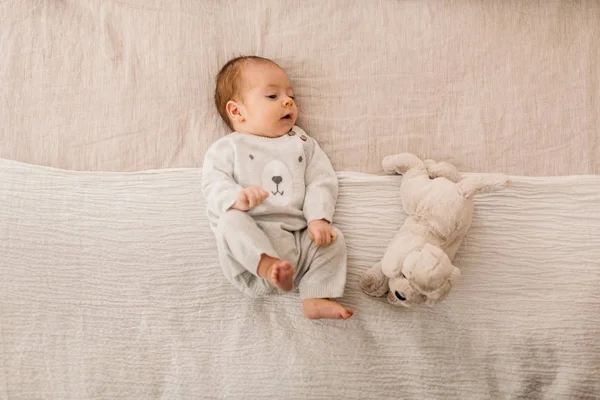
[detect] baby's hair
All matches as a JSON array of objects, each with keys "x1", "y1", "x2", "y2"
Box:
[{"x1": 214, "y1": 55, "x2": 277, "y2": 130}]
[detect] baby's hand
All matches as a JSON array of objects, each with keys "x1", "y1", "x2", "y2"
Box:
[
  {"x1": 231, "y1": 186, "x2": 269, "y2": 211},
  {"x1": 308, "y1": 219, "x2": 337, "y2": 247}
]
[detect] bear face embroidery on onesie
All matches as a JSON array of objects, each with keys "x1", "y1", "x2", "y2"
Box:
[
  {"x1": 232, "y1": 133, "x2": 307, "y2": 219},
  {"x1": 261, "y1": 159, "x2": 293, "y2": 206}
]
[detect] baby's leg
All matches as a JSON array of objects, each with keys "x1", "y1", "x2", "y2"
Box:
[
  {"x1": 302, "y1": 298, "x2": 353, "y2": 320},
  {"x1": 296, "y1": 226, "x2": 353, "y2": 319},
  {"x1": 217, "y1": 210, "x2": 294, "y2": 293},
  {"x1": 256, "y1": 254, "x2": 294, "y2": 292}
]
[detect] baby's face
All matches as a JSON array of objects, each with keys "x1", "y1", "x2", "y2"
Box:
[{"x1": 231, "y1": 62, "x2": 298, "y2": 137}]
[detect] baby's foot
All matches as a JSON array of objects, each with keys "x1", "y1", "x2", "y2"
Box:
[
  {"x1": 302, "y1": 298, "x2": 354, "y2": 320},
  {"x1": 268, "y1": 261, "x2": 295, "y2": 292}
]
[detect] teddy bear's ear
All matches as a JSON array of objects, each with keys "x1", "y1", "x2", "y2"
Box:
[
  {"x1": 426, "y1": 266, "x2": 461, "y2": 302},
  {"x1": 359, "y1": 262, "x2": 390, "y2": 298},
  {"x1": 425, "y1": 282, "x2": 451, "y2": 304},
  {"x1": 382, "y1": 153, "x2": 426, "y2": 175}
]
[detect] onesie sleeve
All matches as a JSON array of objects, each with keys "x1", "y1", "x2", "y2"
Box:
[
  {"x1": 202, "y1": 138, "x2": 244, "y2": 215},
  {"x1": 302, "y1": 135, "x2": 339, "y2": 224}
]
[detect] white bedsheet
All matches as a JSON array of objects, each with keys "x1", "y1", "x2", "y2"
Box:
[{"x1": 1, "y1": 158, "x2": 599, "y2": 399}]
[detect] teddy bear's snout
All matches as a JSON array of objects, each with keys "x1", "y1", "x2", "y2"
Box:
[{"x1": 394, "y1": 291, "x2": 406, "y2": 301}]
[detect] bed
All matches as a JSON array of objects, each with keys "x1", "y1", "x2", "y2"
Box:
[{"x1": 1, "y1": 1, "x2": 599, "y2": 398}]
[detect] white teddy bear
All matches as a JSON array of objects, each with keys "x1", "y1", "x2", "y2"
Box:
[{"x1": 359, "y1": 153, "x2": 510, "y2": 307}]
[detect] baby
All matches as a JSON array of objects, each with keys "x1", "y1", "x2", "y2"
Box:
[{"x1": 202, "y1": 56, "x2": 353, "y2": 320}]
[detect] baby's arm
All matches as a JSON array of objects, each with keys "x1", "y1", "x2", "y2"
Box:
[
  {"x1": 303, "y1": 137, "x2": 338, "y2": 224},
  {"x1": 202, "y1": 138, "x2": 269, "y2": 214},
  {"x1": 302, "y1": 136, "x2": 339, "y2": 248},
  {"x1": 232, "y1": 186, "x2": 269, "y2": 211},
  {"x1": 202, "y1": 138, "x2": 245, "y2": 214}
]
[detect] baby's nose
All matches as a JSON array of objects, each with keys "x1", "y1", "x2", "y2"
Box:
[{"x1": 283, "y1": 98, "x2": 293, "y2": 107}]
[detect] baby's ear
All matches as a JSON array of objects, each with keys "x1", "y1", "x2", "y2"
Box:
[{"x1": 226, "y1": 100, "x2": 244, "y2": 123}]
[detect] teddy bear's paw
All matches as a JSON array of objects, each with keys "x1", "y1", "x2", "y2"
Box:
[
  {"x1": 382, "y1": 153, "x2": 425, "y2": 175},
  {"x1": 424, "y1": 159, "x2": 461, "y2": 182},
  {"x1": 359, "y1": 263, "x2": 389, "y2": 297}
]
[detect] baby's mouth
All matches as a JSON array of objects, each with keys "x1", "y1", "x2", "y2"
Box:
[{"x1": 281, "y1": 113, "x2": 292, "y2": 120}]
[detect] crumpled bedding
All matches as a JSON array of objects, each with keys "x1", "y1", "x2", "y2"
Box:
[{"x1": 1, "y1": 158, "x2": 599, "y2": 399}]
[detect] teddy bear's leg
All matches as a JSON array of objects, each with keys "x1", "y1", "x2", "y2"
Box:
[
  {"x1": 457, "y1": 174, "x2": 510, "y2": 198},
  {"x1": 359, "y1": 262, "x2": 390, "y2": 297}
]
